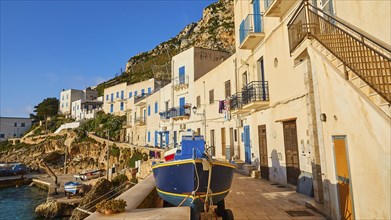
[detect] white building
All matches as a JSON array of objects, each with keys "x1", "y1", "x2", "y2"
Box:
[
  {"x1": 71, "y1": 97, "x2": 103, "y2": 121},
  {"x1": 0, "y1": 117, "x2": 32, "y2": 141},
  {"x1": 59, "y1": 88, "x2": 98, "y2": 116}
]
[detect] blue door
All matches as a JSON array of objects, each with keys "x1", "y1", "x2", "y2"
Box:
[
  {"x1": 244, "y1": 125, "x2": 251, "y2": 164},
  {"x1": 253, "y1": 0, "x2": 261, "y2": 32},
  {"x1": 154, "y1": 131, "x2": 158, "y2": 147},
  {"x1": 179, "y1": 97, "x2": 185, "y2": 116}
]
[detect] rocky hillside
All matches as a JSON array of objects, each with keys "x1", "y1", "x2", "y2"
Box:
[{"x1": 96, "y1": 0, "x2": 234, "y2": 94}]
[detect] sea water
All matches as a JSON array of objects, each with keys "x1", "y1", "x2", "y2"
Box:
[{"x1": 0, "y1": 185, "x2": 47, "y2": 220}]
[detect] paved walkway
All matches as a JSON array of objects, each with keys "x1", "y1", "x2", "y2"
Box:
[{"x1": 225, "y1": 174, "x2": 325, "y2": 220}]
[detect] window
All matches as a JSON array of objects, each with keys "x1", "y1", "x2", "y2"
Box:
[
  {"x1": 121, "y1": 90, "x2": 124, "y2": 99},
  {"x1": 234, "y1": 129, "x2": 237, "y2": 142},
  {"x1": 148, "y1": 87, "x2": 151, "y2": 94},
  {"x1": 116, "y1": 92, "x2": 119, "y2": 98},
  {"x1": 196, "y1": 96, "x2": 201, "y2": 108},
  {"x1": 155, "y1": 102, "x2": 158, "y2": 114},
  {"x1": 129, "y1": 92, "x2": 132, "y2": 98},
  {"x1": 209, "y1": 89, "x2": 214, "y2": 104},
  {"x1": 66, "y1": 94, "x2": 68, "y2": 100},
  {"x1": 120, "y1": 102, "x2": 124, "y2": 111},
  {"x1": 141, "y1": 89, "x2": 145, "y2": 95},
  {"x1": 197, "y1": 128, "x2": 201, "y2": 135},
  {"x1": 62, "y1": 96, "x2": 64, "y2": 100},
  {"x1": 110, "y1": 104, "x2": 114, "y2": 113},
  {"x1": 148, "y1": 131, "x2": 151, "y2": 142},
  {"x1": 62, "y1": 103, "x2": 64, "y2": 108},
  {"x1": 179, "y1": 66, "x2": 185, "y2": 84},
  {"x1": 13, "y1": 134, "x2": 16, "y2": 137},
  {"x1": 106, "y1": 95, "x2": 108, "y2": 100},
  {"x1": 134, "y1": 91, "x2": 138, "y2": 97},
  {"x1": 77, "y1": 105, "x2": 79, "y2": 110},
  {"x1": 242, "y1": 72, "x2": 248, "y2": 88},
  {"x1": 111, "y1": 93, "x2": 114, "y2": 101},
  {"x1": 0, "y1": 134, "x2": 4, "y2": 138},
  {"x1": 225, "y1": 80, "x2": 231, "y2": 98},
  {"x1": 66, "y1": 103, "x2": 68, "y2": 107},
  {"x1": 148, "y1": 105, "x2": 151, "y2": 116},
  {"x1": 14, "y1": 123, "x2": 17, "y2": 127},
  {"x1": 21, "y1": 123, "x2": 25, "y2": 127}
]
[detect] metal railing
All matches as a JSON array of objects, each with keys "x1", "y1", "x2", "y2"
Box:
[
  {"x1": 134, "y1": 117, "x2": 145, "y2": 124},
  {"x1": 287, "y1": 0, "x2": 391, "y2": 103},
  {"x1": 159, "y1": 110, "x2": 171, "y2": 120},
  {"x1": 174, "y1": 75, "x2": 189, "y2": 87},
  {"x1": 239, "y1": 14, "x2": 264, "y2": 44},
  {"x1": 264, "y1": 0, "x2": 274, "y2": 12},
  {"x1": 134, "y1": 93, "x2": 149, "y2": 104},
  {"x1": 230, "y1": 92, "x2": 243, "y2": 110},
  {"x1": 170, "y1": 106, "x2": 191, "y2": 118},
  {"x1": 242, "y1": 81, "x2": 269, "y2": 105}
]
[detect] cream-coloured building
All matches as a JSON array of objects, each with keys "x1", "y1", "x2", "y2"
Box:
[{"x1": 231, "y1": 0, "x2": 391, "y2": 219}]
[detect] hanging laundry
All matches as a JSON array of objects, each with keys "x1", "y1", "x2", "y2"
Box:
[{"x1": 219, "y1": 100, "x2": 224, "y2": 113}]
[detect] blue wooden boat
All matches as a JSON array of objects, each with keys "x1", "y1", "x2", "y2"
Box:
[
  {"x1": 64, "y1": 181, "x2": 82, "y2": 195},
  {"x1": 152, "y1": 135, "x2": 235, "y2": 220}
]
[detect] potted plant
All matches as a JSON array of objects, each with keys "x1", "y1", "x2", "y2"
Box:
[{"x1": 96, "y1": 199, "x2": 127, "y2": 215}]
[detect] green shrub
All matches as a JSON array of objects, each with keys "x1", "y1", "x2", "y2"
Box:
[
  {"x1": 110, "y1": 145, "x2": 120, "y2": 158},
  {"x1": 112, "y1": 174, "x2": 128, "y2": 187},
  {"x1": 126, "y1": 150, "x2": 148, "y2": 168}
]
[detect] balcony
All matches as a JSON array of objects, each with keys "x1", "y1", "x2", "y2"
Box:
[
  {"x1": 134, "y1": 117, "x2": 145, "y2": 125},
  {"x1": 122, "y1": 121, "x2": 132, "y2": 128},
  {"x1": 106, "y1": 99, "x2": 115, "y2": 104},
  {"x1": 134, "y1": 93, "x2": 149, "y2": 106},
  {"x1": 159, "y1": 110, "x2": 171, "y2": 120},
  {"x1": 229, "y1": 93, "x2": 250, "y2": 115},
  {"x1": 264, "y1": 0, "x2": 298, "y2": 18},
  {"x1": 242, "y1": 81, "x2": 269, "y2": 110},
  {"x1": 239, "y1": 14, "x2": 265, "y2": 50},
  {"x1": 171, "y1": 106, "x2": 191, "y2": 121},
  {"x1": 173, "y1": 75, "x2": 189, "y2": 91},
  {"x1": 116, "y1": 96, "x2": 126, "y2": 101}
]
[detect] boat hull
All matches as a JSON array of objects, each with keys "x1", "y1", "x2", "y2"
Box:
[{"x1": 152, "y1": 159, "x2": 235, "y2": 208}]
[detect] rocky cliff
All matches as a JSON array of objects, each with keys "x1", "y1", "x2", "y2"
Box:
[{"x1": 96, "y1": 0, "x2": 234, "y2": 94}]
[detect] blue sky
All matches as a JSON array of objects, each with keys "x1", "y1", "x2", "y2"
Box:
[{"x1": 0, "y1": 0, "x2": 215, "y2": 117}]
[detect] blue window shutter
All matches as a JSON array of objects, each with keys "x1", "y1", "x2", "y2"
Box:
[
  {"x1": 121, "y1": 90, "x2": 124, "y2": 99},
  {"x1": 148, "y1": 105, "x2": 151, "y2": 116},
  {"x1": 116, "y1": 92, "x2": 119, "y2": 98},
  {"x1": 134, "y1": 91, "x2": 138, "y2": 97},
  {"x1": 106, "y1": 95, "x2": 108, "y2": 100},
  {"x1": 141, "y1": 89, "x2": 145, "y2": 95},
  {"x1": 148, "y1": 132, "x2": 151, "y2": 142},
  {"x1": 148, "y1": 87, "x2": 151, "y2": 94},
  {"x1": 110, "y1": 104, "x2": 113, "y2": 113},
  {"x1": 155, "y1": 102, "x2": 158, "y2": 113},
  {"x1": 129, "y1": 92, "x2": 132, "y2": 98},
  {"x1": 179, "y1": 66, "x2": 185, "y2": 84},
  {"x1": 111, "y1": 93, "x2": 114, "y2": 101}
]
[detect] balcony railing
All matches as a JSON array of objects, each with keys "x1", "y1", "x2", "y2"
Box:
[
  {"x1": 173, "y1": 75, "x2": 189, "y2": 91},
  {"x1": 242, "y1": 81, "x2": 269, "y2": 104},
  {"x1": 264, "y1": 0, "x2": 274, "y2": 12},
  {"x1": 239, "y1": 14, "x2": 265, "y2": 50},
  {"x1": 134, "y1": 93, "x2": 149, "y2": 104},
  {"x1": 159, "y1": 110, "x2": 171, "y2": 120},
  {"x1": 230, "y1": 93, "x2": 243, "y2": 110},
  {"x1": 288, "y1": 1, "x2": 391, "y2": 103},
  {"x1": 134, "y1": 117, "x2": 145, "y2": 125}
]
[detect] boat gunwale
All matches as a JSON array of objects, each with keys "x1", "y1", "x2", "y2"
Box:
[
  {"x1": 152, "y1": 158, "x2": 236, "y2": 169},
  {"x1": 156, "y1": 187, "x2": 231, "y2": 199}
]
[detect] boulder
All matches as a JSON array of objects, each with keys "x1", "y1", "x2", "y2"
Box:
[
  {"x1": 70, "y1": 178, "x2": 113, "y2": 220},
  {"x1": 35, "y1": 201, "x2": 77, "y2": 218}
]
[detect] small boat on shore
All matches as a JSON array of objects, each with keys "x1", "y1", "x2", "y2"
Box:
[
  {"x1": 73, "y1": 169, "x2": 102, "y2": 181},
  {"x1": 152, "y1": 134, "x2": 235, "y2": 220},
  {"x1": 64, "y1": 181, "x2": 82, "y2": 197}
]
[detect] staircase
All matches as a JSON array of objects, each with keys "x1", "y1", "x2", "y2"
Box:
[{"x1": 288, "y1": 1, "x2": 391, "y2": 117}]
